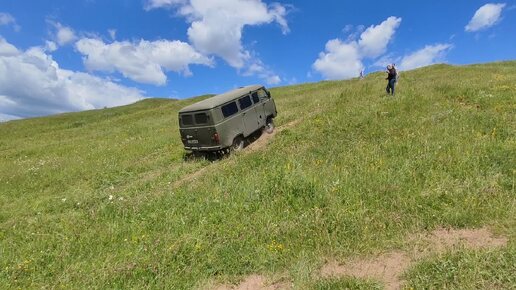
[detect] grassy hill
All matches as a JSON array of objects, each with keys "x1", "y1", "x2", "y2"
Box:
[{"x1": 1, "y1": 62, "x2": 515, "y2": 289}]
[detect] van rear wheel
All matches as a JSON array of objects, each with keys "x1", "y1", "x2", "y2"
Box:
[
  {"x1": 231, "y1": 136, "x2": 244, "y2": 151},
  {"x1": 264, "y1": 118, "x2": 275, "y2": 134}
]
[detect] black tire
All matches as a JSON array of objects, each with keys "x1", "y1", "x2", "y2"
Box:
[
  {"x1": 264, "y1": 118, "x2": 275, "y2": 134},
  {"x1": 231, "y1": 135, "x2": 244, "y2": 151}
]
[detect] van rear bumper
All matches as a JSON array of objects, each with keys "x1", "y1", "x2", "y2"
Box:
[{"x1": 184, "y1": 145, "x2": 223, "y2": 151}]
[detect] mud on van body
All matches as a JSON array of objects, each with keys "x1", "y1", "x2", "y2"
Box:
[{"x1": 178, "y1": 85, "x2": 277, "y2": 152}]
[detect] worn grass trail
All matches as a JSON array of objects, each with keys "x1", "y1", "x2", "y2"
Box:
[{"x1": 1, "y1": 62, "x2": 515, "y2": 289}]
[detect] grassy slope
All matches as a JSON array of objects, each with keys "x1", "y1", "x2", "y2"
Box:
[{"x1": 1, "y1": 62, "x2": 515, "y2": 289}]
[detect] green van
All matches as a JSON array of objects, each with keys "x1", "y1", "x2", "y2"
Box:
[{"x1": 178, "y1": 85, "x2": 277, "y2": 152}]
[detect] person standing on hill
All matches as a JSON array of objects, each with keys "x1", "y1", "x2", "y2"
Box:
[{"x1": 385, "y1": 64, "x2": 398, "y2": 95}]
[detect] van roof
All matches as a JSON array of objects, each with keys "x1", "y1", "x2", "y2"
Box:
[{"x1": 179, "y1": 84, "x2": 264, "y2": 113}]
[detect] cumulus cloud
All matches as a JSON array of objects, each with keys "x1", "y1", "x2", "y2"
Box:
[
  {"x1": 56, "y1": 25, "x2": 77, "y2": 45},
  {"x1": 399, "y1": 44, "x2": 452, "y2": 71},
  {"x1": 0, "y1": 37, "x2": 144, "y2": 121},
  {"x1": 313, "y1": 40, "x2": 362, "y2": 80},
  {"x1": 313, "y1": 16, "x2": 401, "y2": 80},
  {"x1": 0, "y1": 12, "x2": 20, "y2": 31},
  {"x1": 145, "y1": 0, "x2": 289, "y2": 83},
  {"x1": 48, "y1": 22, "x2": 77, "y2": 46},
  {"x1": 358, "y1": 17, "x2": 401, "y2": 58},
  {"x1": 183, "y1": 0, "x2": 289, "y2": 68},
  {"x1": 465, "y1": 3, "x2": 506, "y2": 32},
  {"x1": 75, "y1": 38, "x2": 213, "y2": 85},
  {"x1": 0, "y1": 37, "x2": 19, "y2": 56}
]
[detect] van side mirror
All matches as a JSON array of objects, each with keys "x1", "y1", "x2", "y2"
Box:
[{"x1": 266, "y1": 91, "x2": 271, "y2": 98}]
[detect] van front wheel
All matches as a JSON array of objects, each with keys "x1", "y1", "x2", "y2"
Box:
[
  {"x1": 231, "y1": 136, "x2": 244, "y2": 151},
  {"x1": 264, "y1": 118, "x2": 275, "y2": 134}
]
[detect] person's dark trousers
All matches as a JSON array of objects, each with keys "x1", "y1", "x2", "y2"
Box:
[{"x1": 386, "y1": 79, "x2": 396, "y2": 95}]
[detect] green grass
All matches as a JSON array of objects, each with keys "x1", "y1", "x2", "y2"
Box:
[
  {"x1": 404, "y1": 246, "x2": 516, "y2": 289},
  {"x1": 1, "y1": 62, "x2": 515, "y2": 289}
]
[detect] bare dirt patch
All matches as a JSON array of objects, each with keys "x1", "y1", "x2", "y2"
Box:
[
  {"x1": 321, "y1": 251, "x2": 409, "y2": 290},
  {"x1": 410, "y1": 227, "x2": 508, "y2": 255},
  {"x1": 213, "y1": 275, "x2": 291, "y2": 290},
  {"x1": 320, "y1": 227, "x2": 508, "y2": 290}
]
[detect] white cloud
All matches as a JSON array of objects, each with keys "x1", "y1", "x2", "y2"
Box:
[
  {"x1": 0, "y1": 37, "x2": 19, "y2": 56},
  {"x1": 145, "y1": 0, "x2": 289, "y2": 83},
  {"x1": 372, "y1": 54, "x2": 401, "y2": 69},
  {"x1": 0, "y1": 37, "x2": 144, "y2": 120},
  {"x1": 108, "y1": 29, "x2": 117, "y2": 40},
  {"x1": 0, "y1": 112, "x2": 21, "y2": 122},
  {"x1": 183, "y1": 0, "x2": 289, "y2": 68},
  {"x1": 45, "y1": 41, "x2": 58, "y2": 52},
  {"x1": 0, "y1": 12, "x2": 15, "y2": 25},
  {"x1": 57, "y1": 26, "x2": 77, "y2": 45},
  {"x1": 398, "y1": 44, "x2": 452, "y2": 71},
  {"x1": 313, "y1": 39, "x2": 363, "y2": 80},
  {"x1": 75, "y1": 38, "x2": 213, "y2": 85},
  {"x1": 145, "y1": 0, "x2": 186, "y2": 10},
  {"x1": 313, "y1": 16, "x2": 401, "y2": 80},
  {"x1": 465, "y1": 3, "x2": 506, "y2": 32},
  {"x1": 244, "y1": 59, "x2": 281, "y2": 85},
  {"x1": 358, "y1": 16, "x2": 401, "y2": 58},
  {"x1": 0, "y1": 12, "x2": 20, "y2": 31},
  {"x1": 49, "y1": 22, "x2": 77, "y2": 46}
]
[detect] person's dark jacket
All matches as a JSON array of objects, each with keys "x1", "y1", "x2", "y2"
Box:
[{"x1": 387, "y1": 68, "x2": 397, "y2": 80}]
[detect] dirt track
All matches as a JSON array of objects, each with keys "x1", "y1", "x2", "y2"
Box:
[
  {"x1": 173, "y1": 118, "x2": 301, "y2": 188},
  {"x1": 206, "y1": 227, "x2": 507, "y2": 290},
  {"x1": 320, "y1": 227, "x2": 508, "y2": 290}
]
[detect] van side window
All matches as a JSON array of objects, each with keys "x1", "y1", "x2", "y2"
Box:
[
  {"x1": 181, "y1": 114, "x2": 193, "y2": 126},
  {"x1": 194, "y1": 113, "x2": 209, "y2": 124},
  {"x1": 221, "y1": 102, "x2": 238, "y2": 118},
  {"x1": 238, "y1": 95, "x2": 252, "y2": 110},
  {"x1": 257, "y1": 89, "x2": 268, "y2": 99},
  {"x1": 251, "y1": 92, "x2": 260, "y2": 104}
]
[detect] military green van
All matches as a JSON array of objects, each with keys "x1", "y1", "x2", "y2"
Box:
[{"x1": 178, "y1": 85, "x2": 277, "y2": 152}]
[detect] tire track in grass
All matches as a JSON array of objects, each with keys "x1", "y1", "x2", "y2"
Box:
[
  {"x1": 172, "y1": 118, "x2": 302, "y2": 188},
  {"x1": 212, "y1": 275, "x2": 291, "y2": 290}
]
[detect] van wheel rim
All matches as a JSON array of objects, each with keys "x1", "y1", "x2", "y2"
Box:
[
  {"x1": 232, "y1": 137, "x2": 244, "y2": 151},
  {"x1": 265, "y1": 120, "x2": 274, "y2": 134}
]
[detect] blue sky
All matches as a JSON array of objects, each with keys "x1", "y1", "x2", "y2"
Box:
[{"x1": 0, "y1": 0, "x2": 515, "y2": 121}]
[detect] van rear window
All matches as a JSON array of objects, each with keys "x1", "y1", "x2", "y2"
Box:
[
  {"x1": 239, "y1": 95, "x2": 252, "y2": 110},
  {"x1": 221, "y1": 102, "x2": 238, "y2": 118},
  {"x1": 181, "y1": 114, "x2": 193, "y2": 126},
  {"x1": 194, "y1": 113, "x2": 209, "y2": 124}
]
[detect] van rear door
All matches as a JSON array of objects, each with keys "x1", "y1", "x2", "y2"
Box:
[{"x1": 179, "y1": 112, "x2": 218, "y2": 149}]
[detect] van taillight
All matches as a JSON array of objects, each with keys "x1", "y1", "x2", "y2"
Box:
[{"x1": 212, "y1": 132, "x2": 220, "y2": 144}]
